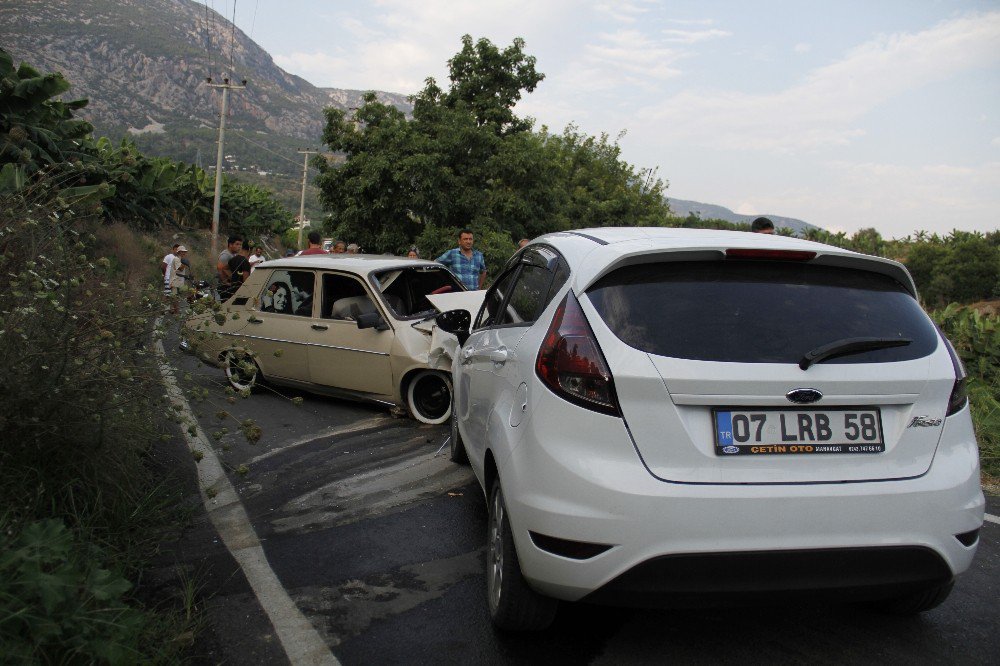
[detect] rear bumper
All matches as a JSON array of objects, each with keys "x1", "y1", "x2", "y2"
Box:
[
  {"x1": 499, "y1": 394, "x2": 985, "y2": 603},
  {"x1": 581, "y1": 546, "x2": 952, "y2": 608}
]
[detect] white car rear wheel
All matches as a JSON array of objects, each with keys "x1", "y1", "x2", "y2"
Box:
[{"x1": 487, "y1": 479, "x2": 558, "y2": 631}]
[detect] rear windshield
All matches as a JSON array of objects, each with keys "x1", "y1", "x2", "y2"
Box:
[{"x1": 587, "y1": 260, "x2": 938, "y2": 364}]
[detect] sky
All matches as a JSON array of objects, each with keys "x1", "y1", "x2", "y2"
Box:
[{"x1": 212, "y1": 0, "x2": 1000, "y2": 238}]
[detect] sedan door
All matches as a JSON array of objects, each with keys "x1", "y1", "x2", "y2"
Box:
[
  {"x1": 305, "y1": 271, "x2": 394, "y2": 397},
  {"x1": 237, "y1": 268, "x2": 316, "y2": 382}
]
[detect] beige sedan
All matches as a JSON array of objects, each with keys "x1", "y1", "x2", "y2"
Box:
[{"x1": 186, "y1": 254, "x2": 466, "y2": 424}]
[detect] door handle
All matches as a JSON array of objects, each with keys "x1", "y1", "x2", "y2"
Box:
[
  {"x1": 311, "y1": 324, "x2": 329, "y2": 331},
  {"x1": 489, "y1": 347, "x2": 508, "y2": 364},
  {"x1": 248, "y1": 316, "x2": 263, "y2": 324}
]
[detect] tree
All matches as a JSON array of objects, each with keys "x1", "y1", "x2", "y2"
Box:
[{"x1": 315, "y1": 36, "x2": 670, "y2": 254}]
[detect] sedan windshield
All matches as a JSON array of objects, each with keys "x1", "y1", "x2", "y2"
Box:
[{"x1": 373, "y1": 266, "x2": 465, "y2": 319}]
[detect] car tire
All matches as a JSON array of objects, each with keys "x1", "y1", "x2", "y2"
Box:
[
  {"x1": 223, "y1": 350, "x2": 259, "y2": 392},
  {"x1": 487, "y1": 479, "x2": 558, "y2": 631},
  {"x1": 449, "y1": 397, "x2": 469, "y2": 464},
  {"x1": 870, "y1": 580, "x2": 954, "y2": 615},
  {"x1": 406, "y1": 370, "x2": 452, "y2": 425}
]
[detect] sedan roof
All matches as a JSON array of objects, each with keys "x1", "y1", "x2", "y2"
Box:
[{"x1": 255, "y1": 254, "x2": 441, "y2": 275}]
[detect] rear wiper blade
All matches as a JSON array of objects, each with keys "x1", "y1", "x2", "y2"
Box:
[{"x1": 799, "y1": 337, "x2": 912, "y2": 370}]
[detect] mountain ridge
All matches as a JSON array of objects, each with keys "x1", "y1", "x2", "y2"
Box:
[{"x1": 667, "y1": 197, "x2": 817, "y2": 235}]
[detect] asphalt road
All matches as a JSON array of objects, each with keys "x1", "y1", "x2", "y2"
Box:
[{"x1": 161, "y1": 336, "x2": 1000, "y2": 665}]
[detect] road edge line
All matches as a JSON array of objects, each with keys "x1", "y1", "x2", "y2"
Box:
[
  {"x1": 155, "y1": 330, "x2": 339, "y2": 666},
  {"x1": 985, "y1": 513, "x2": 1000, "y2": 525}
]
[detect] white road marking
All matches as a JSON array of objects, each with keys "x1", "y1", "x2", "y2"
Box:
[
  {"x1": 985, "y1": 513, "x2": 1000, "y2": 525},
  {"x1": 156, "y1": 332, "x2": 339, "y2": 666},
  {"x1": 248, "y1": 416, "x2": 395, "y2": 465}
]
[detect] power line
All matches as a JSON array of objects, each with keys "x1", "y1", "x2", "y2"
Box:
[
  {"x1": 228, "y1": 0, "x2": 238, "y2": 77},
  {"x1": 248, "y1": 0, "x2": 260, "y2": 42},
  {"x1": 227, "y1": 129, "x2": 307, "y2": 168},
  {"x1": 202, "y1": 1, "x2": 215, "y2": 76}
]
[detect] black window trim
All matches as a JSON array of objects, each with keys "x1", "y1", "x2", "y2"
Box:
[{"x1": 473, "y1": 243, "x2": 569, "y2": 331}]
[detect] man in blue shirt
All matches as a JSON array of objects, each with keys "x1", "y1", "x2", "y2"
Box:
[{"x1": 436, "y1": 229, "x2": 487, "y2": 290}]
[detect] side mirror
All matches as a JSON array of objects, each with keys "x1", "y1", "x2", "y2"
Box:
[
  {"x1": 436, "y1": 309, "x2": 471, "y2": 345},
  {"x1": 356, "y1": 312, "x2": 389, "y2": 331}
]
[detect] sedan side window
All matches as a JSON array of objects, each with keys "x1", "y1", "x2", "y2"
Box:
[
  {"x1": 261, "y1": 270, "x2": 315, "y2": 316},
  {"x1": 321, "y1": 273, "x2": 377, "y2": 321}
]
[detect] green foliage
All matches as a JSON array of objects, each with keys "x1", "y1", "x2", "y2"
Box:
[
  {"x1": 933, "y1": 305, "x2": 1000, "y2": 477},
  {"x1": 900, "y1": 232, "x2": 1000, "y2": 307},
  {"x1": 0, "y1": 182, "x2": 192, "y2": 661},
  {"x1": 222, "y1": 179, "x2": 295, "y2": 238},
  {"x1": 0, "y1": 47, "x2": 296, "y2": 235},
  {"x1": 0, "y1": 519, "x2": 147, "y2": 663},
  {"x1": 315, "y1": 36, "x2": 670, "y2": 254},
  {"x1": 418, "y1": 34, "x2": 544, "y2": 136}
]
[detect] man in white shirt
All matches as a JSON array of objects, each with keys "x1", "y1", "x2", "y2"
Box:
[
  {"x1": 247, "y1": 246, "x2": 266, "y2": 271},
  {"x1": 161, "y1": 243, "x2": 179, "y2": 295}
]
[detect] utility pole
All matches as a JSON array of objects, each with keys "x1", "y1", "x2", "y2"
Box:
[
  {"x1": 206, "y1": 77, "x2": 246, "y2": 266},
  {"x1": 296, "y1": 149, "x2": 317, "y2": 250}
]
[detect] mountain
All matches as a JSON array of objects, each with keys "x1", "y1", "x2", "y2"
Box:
[
  {"x1": 0, "y1": 0, "x2": 411, "y2": 176},
  {"x1": 667, "y1": 197, "x2": 818, "y2": 235},
  {"x1": 4, "y1": 1, "x2": 816, "y2": 230}
]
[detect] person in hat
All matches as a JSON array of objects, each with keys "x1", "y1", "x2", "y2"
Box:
[{"x1": 169, "y1": 246, "x2": 190, "y2": 314}]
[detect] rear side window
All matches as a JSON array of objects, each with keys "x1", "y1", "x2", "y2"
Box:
[
  {"x1": 261, "y1": 270, "x2": 315, "y2": 317},
  {"x1": 587, "y1": 261, "x2": 938, "y2": 364}
]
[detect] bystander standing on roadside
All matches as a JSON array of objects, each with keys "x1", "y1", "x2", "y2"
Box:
[
  {"x1": 436, "y1": 229, "x2": 487, "y2": 290},
  {"x1": 162, "y1": 243, "x2": 179, "y2": 295},
  {"x1": 346, "y1": 243, "x2": 361, "y2": 254},
  {"x1": 298, "y1": 231, "x2": 329, "y2": 256},
  {"x1": 225, "y1": 245, "x2": 252, "y2": 298},
  {"x1": 518, "y1": 238, "x2": 529, "y2": 249},
  {"x1": 331, "y1": 240, "x2": 347, "y2": 254},
  {"x1": 169, "y1": 246, "x2": 189, "y2": 314},
  {"x1": 407, "y1": 247, "x2": 420, "y2": 259},
  {"x1": 217, "y1": 236, "x2": 242, "y2": 293},
  {"x1": 248, "y1": 246, "x2": 266, "y2": 271},
  {"x1": 751, "y1": 217, "x2": 775, "y2": 234}
]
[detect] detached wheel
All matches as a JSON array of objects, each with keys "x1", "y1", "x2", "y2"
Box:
[
  {"x1": 407, "y1": 370, "x2": 452, "y2": 425},
  {"x1": 870, "y1": 580, "x2": 954, "y2": 615},
  {"x1": 487, "y1": 479, "x2": 558, "y2": 631},
  {"x1": 223, "y1": 350, "x2": 259, "y2": 392},
  {"x1": 449, "y1": 395, "x2": 469, "y2": 464}
]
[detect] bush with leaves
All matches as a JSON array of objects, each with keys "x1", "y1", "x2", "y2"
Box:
[
  {"x1": 933, "y1": 305, "x2": 1000, "y2": 478},
  {"x1": 0, "y1": 181, "x2": 193, "y2": 662}
]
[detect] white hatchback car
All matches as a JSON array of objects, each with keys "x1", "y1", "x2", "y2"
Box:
[{"x1": 437, "y1": 227, "x2": 985, "y2": 631}]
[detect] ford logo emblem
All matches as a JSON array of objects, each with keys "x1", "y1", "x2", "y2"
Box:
[
  {"x1": 722, "y1": 445, "x2": 740, "y2": 454},
  {"x1": 786, "y1": 388, "x2": 823, "y2": 404}
]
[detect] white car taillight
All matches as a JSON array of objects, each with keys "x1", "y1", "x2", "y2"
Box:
[
  {"x1": 535, "y1": 291, "x2": 620, "y2": 417},
  {"x1": 940, "y1": 332, "x2": 969, "y2": 416}
]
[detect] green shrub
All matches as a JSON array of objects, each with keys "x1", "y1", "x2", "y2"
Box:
[
  {"x1": 0, "y1": 181, "x2": 192, "y2": 662},
  {"x1": 0, "y1": 519, "x2": 147, "y2": 663},
  {"x1": 933, "y1": 305, "x2": 1000, "y2": 477}
]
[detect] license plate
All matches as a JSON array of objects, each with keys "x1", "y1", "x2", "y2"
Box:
[{"x1": 713, "y1": 408, "x2": 884, "y2": 455}]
